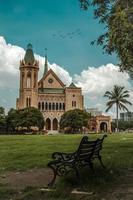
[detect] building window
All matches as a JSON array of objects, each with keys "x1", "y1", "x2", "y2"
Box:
[
  {"x1": 29, "y1": 98, "x2": 31, "y2": 107},
  {"x1": 52, "y1": 103, "x2": 55, "y2": 110},
  {"x1": 56, "y1": 103, "x2": 58, "y2": 110},
  {"x1": 42, "y1": 102, "x2": 44, "y2": 110},
  {"x1": 26, "y1": 97, "x2": 31, "y2": 107},
  {"x1": 63, "y1": 103, "x2": 65, "y2": 110},
  {"x1": 59, "y1": 103, "x2": 62, "y2": 110},
  {"x1": 22, "y1": 72, "x2": 24, "y2": 88},
  {"x1": 45, "y1": 102, "x2": 48, "y2": 110},
  {"x1": 72, "y1": 101, "x2": 76, "y2": 107},
  {"x1": 26, "y1": 98, "x2": 28, "y2": 107},
  {"x1": 27, "y1": 71, "x2": 31, "y2": 88},
  {"x1": 34, "y1": 72, "x2": 36, "y2": 88},
  {"x1": 38, "y1": 102, "x2": 41, "y2": 110},
  {"x1": 49, "y1": 103, "x2": 51, "y2": 110}
]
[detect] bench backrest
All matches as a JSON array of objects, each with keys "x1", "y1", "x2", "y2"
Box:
[
  {"x1": 93, "y1": 135, "x2": 107, "y2": 155},
  {"x1": 75, "y1": 135, "x2": 107, "y2": 161}
]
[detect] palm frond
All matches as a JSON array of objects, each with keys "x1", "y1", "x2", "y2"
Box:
[{"x1": 104, "y1": 85, "x2": 132, "y2": 114}]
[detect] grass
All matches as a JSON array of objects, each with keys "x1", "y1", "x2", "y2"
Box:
[
  {"x1": 0, "y1": 133, "x2": 133, "y2": 171},
  {"x1": 0, "y1": 133, "x2": 133, "y2": 200}
]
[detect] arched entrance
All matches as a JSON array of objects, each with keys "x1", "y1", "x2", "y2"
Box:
[
  {"x1": 53, "y1": 118, "x2": 58, "y2": 130},
  {"x1": 100, "y1": 122, "x2": 107, "y2": 132},
  {"x1": 45, "y1": 118, "x2": 51, "y2": 130}
]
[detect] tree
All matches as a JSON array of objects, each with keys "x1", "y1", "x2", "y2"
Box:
[
  {"x1": 6, "y1": 108, "x2": 20, "y2": 132},
  {"x1": 6, "y1": 107, "x2": 44, "y2": 132},
  {"x1": 79, "y1": 0, "x2": 133, "y2": 76},
  {"x1": 59, "y1": 109, "x2": 90, "y2": 133},
  {"x1": 18, "y1": 107, "x2": 44, "y2": 131},
  {"x1": 104, "y1": 85, "x2": 132, "y2": 131},
  {"x1": 0, "y1": 106, "x2": 6, "y2": 131}
]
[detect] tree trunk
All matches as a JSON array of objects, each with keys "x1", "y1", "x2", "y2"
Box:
[{"x1": 116, "y1": 103, "x2": 119, "y2": 132}]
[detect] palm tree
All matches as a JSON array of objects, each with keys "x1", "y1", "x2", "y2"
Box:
[{"x1": 104, "y1": 85, "x2": 132, "y2": 131}]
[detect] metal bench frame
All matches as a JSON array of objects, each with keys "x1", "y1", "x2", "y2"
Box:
[{"x1": 47, "y1": 135, "x2": 107, "y2": 186}]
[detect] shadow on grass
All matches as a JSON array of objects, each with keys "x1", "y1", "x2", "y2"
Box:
[
  {"x1": 16, "y1": 166, "x2": 125, "y2": 200},
  {"x1": 0, "y1": 183, "x2": 16, "y2": 200}
]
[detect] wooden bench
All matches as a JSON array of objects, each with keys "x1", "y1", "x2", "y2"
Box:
[{"x1": 47, "y1": 135, "x2": 107, "y2": 186}]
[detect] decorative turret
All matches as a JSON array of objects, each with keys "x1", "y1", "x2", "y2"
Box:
[{"x1": 24, "y1": 43, "x2": 35, "y2": 65}]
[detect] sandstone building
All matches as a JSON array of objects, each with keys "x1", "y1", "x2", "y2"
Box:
[
  {"x1": 16, "y1": 44, "x2": 84, "y2": 131},
  {"x1": 89, "y1": 115, "x2": 112, "y2": 133}
]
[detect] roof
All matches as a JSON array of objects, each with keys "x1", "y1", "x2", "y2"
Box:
[
  {"x1": 68, "y1": 82, "x2": 77, "y2": 88},
  {"x1": 38, "y1": 88, "x2": 65, "y2": 94},
  {"x1": 38, "y1": 69, "x2": 65, "y2": 88},
  {"x1": 24, "y1": 43, "x2": 35, "y2": 65}
]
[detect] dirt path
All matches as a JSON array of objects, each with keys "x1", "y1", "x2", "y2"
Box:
[
  {"x1": 0, "y1": 168, "x2": 133, "y2": 199},
  {"x1": 0, "y1": 168, "x2": 53, "y2": 190}
]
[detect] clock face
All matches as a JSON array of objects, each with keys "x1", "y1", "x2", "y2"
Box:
[{"x1": 48, "y1": 78, "x2": 53, "y2": 84}]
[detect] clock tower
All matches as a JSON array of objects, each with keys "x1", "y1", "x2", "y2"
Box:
[{"x1": 16, "y1": 44, "x2": 39, "y2": 109}]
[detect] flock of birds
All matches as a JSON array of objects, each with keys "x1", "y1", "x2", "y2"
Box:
[{"x1": 51, "y1": 28, "x2": 82, "y2": 40}]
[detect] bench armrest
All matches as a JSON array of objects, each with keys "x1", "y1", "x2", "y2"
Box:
[{"x1": 52, "y1": 151, "x2": 77, "y2": 161}]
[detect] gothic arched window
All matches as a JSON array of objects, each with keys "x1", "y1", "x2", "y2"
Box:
[
  {"x1": 59, "y1": 103, "x2": 62, "y2": 110},
  {"x1": 56, "y1": 103, "x2": 58, "y2": 110},
  {"x1": 49, "y1": 103, "x2": 51, "y2": 110},
  {"x1": 34, "y1": 72, "x2": 36, "y2": 88},
  {"x1": 22, "y1": 72, "x2": 24, "y2": 88},
  {"x1": 42, "y1": 102, "x2": 44, "y2": 110},
  {"x1": 45, "y1": 102, "x2": 48, "y2": 110},
  {"x1": 26, "y1": 97, "x2": 31, "y2": 107},
  {"x1": 63, "y1": 103, "x2": 65, "y2": 110},
  {"x1": 38, "y1": 102, "x2": 41, "y2": 110},
  {"x1": 27, "y1": 71, "x2": 31, "y2": 88},
  {"x1": 72, "y1": 101, "x2": 76, "y2": 107},
  {"x1": 52, "y1": 103, "x2": 55, "y2": 110}
]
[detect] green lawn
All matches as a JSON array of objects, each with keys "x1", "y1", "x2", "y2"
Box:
[
  {"x1": 0, "y1": 133, "x2": 133, "y2": 200},
  {"x1": 0, "y1": 133, "x2": 133, "y2": 171}
]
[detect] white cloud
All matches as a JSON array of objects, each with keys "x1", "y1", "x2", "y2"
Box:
[
  {"x1": 0, "y1": 36, "x2": 132, "y2": 117},
  {"x1": 74, "y1": 64, "x2": 130, "y2": 95},
  {"x1": 0, "y1": 36, "x2": 71, "y2": 88},
  {"x1": 74, "y1": 64, "x2": 133, "y2": 116}
]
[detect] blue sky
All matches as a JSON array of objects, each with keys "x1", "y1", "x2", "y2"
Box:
[
  {"x1": 0, "y1": 0, "x2": 117, "y2": 74},
  {"x1": 0, "y1": 0, "x2": 132, "y2": 115}
]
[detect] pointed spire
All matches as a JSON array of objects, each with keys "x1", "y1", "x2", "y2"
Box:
[
  {"x1": 43, "y1": 48, "x2": 48, "y2": 76},
  {"x1": 24, "y1": 43, "x2": 35, "y2": 65}
]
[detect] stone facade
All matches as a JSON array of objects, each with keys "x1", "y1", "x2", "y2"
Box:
[
  {"x1": 89, "y1": 115, "x2": 112, "y2": 133},
  {"x1": 16, "y1": 44, "x2": 84, "y2": 131}
]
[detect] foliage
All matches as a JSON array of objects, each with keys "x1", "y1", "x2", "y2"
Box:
[
  {"x1": 79, "y1": 0, "x2": 133, "y2": 76},
  {"x1": 59, "y1": 109, "x2": 91, "y2": 133},
  {"x1": 6, "y1": 108, "x2": 20, "y2": 131},
  {"x1": 6, "y1": 107, "x2": 44, "y2": 132},
  {"x1": 0, "y1": 107, "x2": 6, "y2": 131},
  {"x1": 104, "y1": 85, "x2": 132, "y2": 130},
  {"x1": 112, "y1": 120, "x2": 133, "y2": 131},
  {"x1": 18, "y1": 107, "x2": 45, "y2": 131}
]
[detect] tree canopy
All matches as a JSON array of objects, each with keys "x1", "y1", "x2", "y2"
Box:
[
  {"x1": 0, "y1": 107, "x2": 6, "y2": 131},
  {"x1": 59, "y1": 109, "x2": 90, "y2": 133},
  {"x1": 79, "y1": 0, "x2": 133, "y2": 76},
  {"x1": 6, "y1": 107, "x2": 44, "y2": 132}
]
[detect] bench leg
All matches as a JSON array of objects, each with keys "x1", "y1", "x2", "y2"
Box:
[
  {"x1": 73, "y1": 165, "x2": 80, "y2": 180},
  {"x1": 89, "y1": 161, "x2": 95, "y2": 173},
  {"x1": 98, "y1": 155, "x2": 106, "y2": 169},
  {"x1": 48, "y1": 166, "x2": 57, "y2": 187}
]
